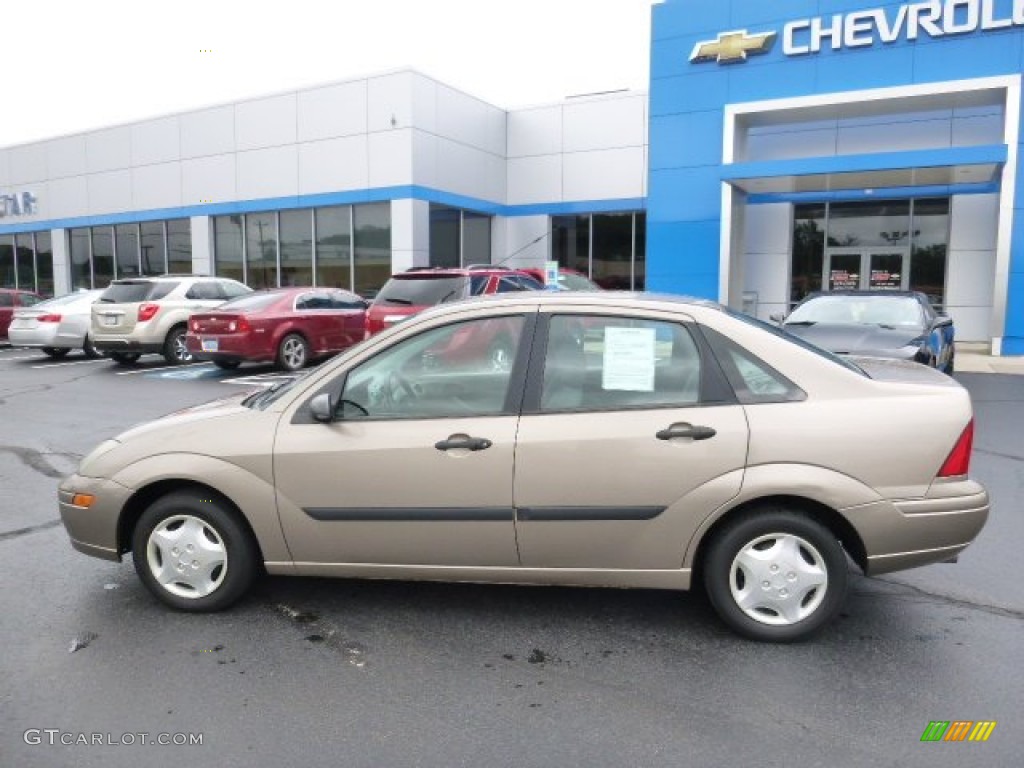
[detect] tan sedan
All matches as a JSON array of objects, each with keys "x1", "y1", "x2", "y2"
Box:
[{"x1": 59, "y1": 293, "x2": 989, "y2": 641}]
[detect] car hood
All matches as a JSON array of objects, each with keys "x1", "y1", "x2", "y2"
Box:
[
  {"x1": 783, "y1": 323, "x2": 922, "y2": 355},
  {"x1": 115, "y1": 394, "x2": 253, "y2": 443}
]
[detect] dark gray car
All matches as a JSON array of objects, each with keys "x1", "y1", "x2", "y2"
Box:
[{"x1": 772, "y1": 291, "x2": 955, "y2": 374}]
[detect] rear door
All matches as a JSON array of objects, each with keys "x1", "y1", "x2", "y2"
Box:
[{"x1": 513, "y1": 308, "x2": 749, "y2": 571}]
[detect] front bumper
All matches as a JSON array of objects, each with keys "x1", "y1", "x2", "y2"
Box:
[{"x1": 58, "y1": 474, "x2": 134, "y2": 562}]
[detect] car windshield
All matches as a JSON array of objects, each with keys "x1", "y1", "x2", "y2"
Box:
[
  {"x1": 787, "y1": 295, "x2": 923, "y2": 327},
  {"x1": 242, "y1": 369, "x2": 315, "y2": 410},
  {"x1": 374, "y1": 275, "x2": 471, "y2": 306},
  {"x1": 216, "y1": 292, "x2": 283, "y2": 312},
  {"x1": 725, "y1": 307, "x2": 867, "y2": 376}
]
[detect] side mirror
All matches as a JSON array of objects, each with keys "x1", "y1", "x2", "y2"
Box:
[
  {"x1": 769, "y1": 312, "x2": 786, "y2": 324},
  {"x1": 935, "y1": 315, "x2": 953, "y2": 328},
  {"x1": 310, "y1": 393, "x2": 334, "y2": 423}
]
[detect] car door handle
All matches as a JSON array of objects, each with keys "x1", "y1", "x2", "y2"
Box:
[
  {"x1": 435, "y1": 434, "x2": 493, "y2": 452},
  {"x1": 656, "y1": 423, "x2": 716, "y2": 441}
]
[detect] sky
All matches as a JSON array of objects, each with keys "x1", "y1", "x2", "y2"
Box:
[{"x1": 0, "y1": 0, "x2": 655, "y2": 148}]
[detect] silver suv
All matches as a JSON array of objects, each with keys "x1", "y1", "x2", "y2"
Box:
[{"x1": 92, "y1": 275, "x2": 251, "y2": 365}]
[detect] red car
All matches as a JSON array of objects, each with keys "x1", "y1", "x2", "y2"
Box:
[
  {"x1": 185, "y1": 287, "x2": 368, "y2": 372},
  {"x1": 518, "y1": 267, "x2": 602, "y2": 292},
  {"x1": 366, "y1": 267, "x2": 543, "y2": 336},
  {"x1": 0, "y1": 288, "x2": 43, "y2": 341}
]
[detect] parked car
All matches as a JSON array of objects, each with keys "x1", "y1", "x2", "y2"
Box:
[
  {"x1": 0, "y1": 288, "x2": 43, "y2": 341},
  {"x1": 91, "y1": 275, "x2": 251, "y2": 365},
  {"x1": 7, "y1": 289, "x2": 104, "y2": 357},
  {"x1": 772, "y1": 291, "x2": 955, "y2": 374},
  {"x1": 185, "y1": 287, "x2": 369, "y2": 372},
  {"x1": 366, "y1": 266, "x2": 543, "y2": 335},
  {"x1": 59, "y1": 293, "x2": 988, "y2": 642},
  {"x1": 518, "y1": 267, "x2": 603, "y2": 291}
]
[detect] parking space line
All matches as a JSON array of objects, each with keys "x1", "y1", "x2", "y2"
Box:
[
  {"x1": 0, "y1": 355, "x2": 46, "y2": 362},
  {"x1": 114, "y1": 362, "x2": 212, "y2": 376},
  {"x1": 29, "y1": 359, "x2": 109, "y2": 369}
]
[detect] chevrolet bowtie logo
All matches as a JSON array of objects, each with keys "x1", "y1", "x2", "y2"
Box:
[{"x1": 690, "y1": 29, "x2": 777, "y2": 64}]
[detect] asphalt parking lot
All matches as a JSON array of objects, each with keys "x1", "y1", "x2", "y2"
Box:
[{"x1": 1, "y1": 345, "x2": 1022, "y2": 768}]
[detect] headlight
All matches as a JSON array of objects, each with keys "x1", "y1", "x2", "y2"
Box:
[{"x1": 78, "y1": 439, "x2": 122, "y2": 477}]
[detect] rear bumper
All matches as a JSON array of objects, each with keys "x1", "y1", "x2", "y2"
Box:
[
  {"x1": 93, "y1": 337, "x2": 162, "y2": 354},
  {"x1": 8, "y1": 326, "x2": 64, "y2": 347},
  {"x1": 850, "y1": 482, "x2": 989, "y2": 576},
  {"x1": 184, "y1": 333, "x2": 269, "y2": 363}
]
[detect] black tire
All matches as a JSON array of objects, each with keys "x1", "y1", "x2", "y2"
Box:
[
  {"x1": 82, "y1": 335, "x2": 102, "y2": 359},
  {"x1": 276, "y1": 333, "x2": 308, "y2": 372},
  {"x1": 214, "y1": 359, "x2": 242, "y2": 370},
  {"x1": 131, "y1": 490, "x2": 258, "y2": 612},
  {"x1": 42, "y1": 347, "x2": 70, "y2": 358},
  {"x1": 703, "y1": 508, "x2": 848, "y2": 642},
  {"x1": 163, "y1": 325, "x2": 192, "y2": 365},
  {"x1": 946, "y1": 353, "x2": 955, "y2": 375},
  {"x1": 110, "y1": 351, "x2": 142, "y2": 365}
]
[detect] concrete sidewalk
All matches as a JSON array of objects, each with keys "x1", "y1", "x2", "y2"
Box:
[{"x1": 955, "y1": 342, "x2": 1024, "y2": 375}]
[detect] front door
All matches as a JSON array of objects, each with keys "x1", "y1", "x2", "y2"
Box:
[
  {"x1": 824, "y1": 248, "x2": 909, "y2": 292},
  {"x1": 273, "y1": 313, "x2": 531, "y2": 567}
]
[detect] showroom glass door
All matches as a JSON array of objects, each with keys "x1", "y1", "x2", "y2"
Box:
[{"x1": 824, "y1": 248, "x2": 909, "y2": 291}]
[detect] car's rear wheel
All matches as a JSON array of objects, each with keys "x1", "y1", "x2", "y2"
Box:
[
  {"x1": 42, "y1": 347, "x2": 70, "y2": 358},
  {"x1": 703, "y1": 508, "x2": 848, "y2": 642},
  {"x1": 110, "y1": 351, "x2": 141, "y2": 365},
  {"x1": 163, "y1": 326, "x2": 192, "y2": 365},
  {"x1": 276, "y1": 333, "x2": 308, "y2": 372},
  {"x1": 82, "y1": 335, "x2": 101, "y2": 359},
  {"x1": 132, "y1": 491, "x2": 257, "y2": 612},
  {"x1": 214, "y1": 360, "x2": 241, "y2": 370}
]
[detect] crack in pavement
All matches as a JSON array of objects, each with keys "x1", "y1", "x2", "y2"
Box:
[
  {"x1": 974, "y1": 447, "x2": 1024, "y2": 463},
  {"x1": 0, "y1": 446, "x2": 81, "y2": 479},
  {"x1": 872, "y1": 576, "x2": 1024, "y2": 621},
  {"x1": 0, "y1": 520, "x2": 62, "y2": 542}
]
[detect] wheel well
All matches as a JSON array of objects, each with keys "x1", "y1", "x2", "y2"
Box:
[
  {"x1": 117, "y1": 480, "x2": 264, "y2": 562},
  {"x1": 692, "y1": 495, "x2": 868, "y2": 585},
  {"x1": 165, "y1": 322, "x2": 187, "y2": 341}
]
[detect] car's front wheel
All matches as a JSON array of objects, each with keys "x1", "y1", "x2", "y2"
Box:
[
  {"x1": 163, "y1": 326, "x2": 192, "y2": 365},
  {"x1": 703, "y1": 508, "x2": 848, "y2": 642},
  {"x1": 132, "y1": 491, "x2": 258, "y2": 612}
]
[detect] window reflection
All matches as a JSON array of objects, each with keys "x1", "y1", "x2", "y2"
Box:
[
  {"x1": 0, "y1": 235, "x2": 14, "y2": 288},
  {"x1": 91, "y1": 227, "x2": 114, "y2": 288},
  {"x1": 214, "y1": 216, "x2": 244, "y2": 284},
  {"x1": 552, "y1": 212, "x2": 645, "y2": 290},
  {"x1": 280, "y1": 210, "x2": 313, "y2": 286},
  {"x1": 167, "y1": 219, "x2": 192, "y2": 274},
  {"x1": 70, "y1": 228, "x2": 91, "y2": 289},
  {"x1": 115, "y1": 224, "x2": 140, "y2": 278},
  {"x1": 36, "y1": 233, "x2": 53, "y2": 296},
  {"x1": 246, "y1": 212, "x2": 277, "y2": 290},
  {"x1": 140, "y1": 221, "x2": 166, "y2": 275},
  {"x1": 15, "y1": 234, "x2": 35, "y2": 291},
  {"x1": 315, "y1": 206, "x2": 351, "y2": 289},
  {"x1": 354, "y1": 202, "x2": 391, "y2": 298}
]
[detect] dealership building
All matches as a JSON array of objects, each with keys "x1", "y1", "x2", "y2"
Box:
[{"x1": 1, "y1": 0, "x2": 1022, "y2": 352}]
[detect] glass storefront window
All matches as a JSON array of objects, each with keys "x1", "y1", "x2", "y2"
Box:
[
  {"x1": 552, "y1": 215, "x2": 590, "y2": 276},
  {"x1": 463, "y1": 211, "x2": 491, "y2": 265},
  {"x1": 634, "y1": 215, "x2": 646, "y2": 291},
  {"x1": 280, "y1": 210, "x2": 313, "y2": 287},
  {"x1": 429, "y1": 205, "x2": 460, "y2": 268},
  {"x1": 91, "y1": 227, "x2": 115, "y2": 288},
  {"x1": 315, "y1": 206, "x2": 351, "y2": 290},
  {"x1": 0, "y1": 236, "x2": 14, "y2": 288},
  {"x1": 140, "y1": 221, "x2": 167, "y2": 275},
  {"x1": 826, "y1": 201, "x2": 910, "y2": 248},
  {"x1": 910, "y1": 198, "x2": 949, "y2": 306},
  {"x1": 246, "y1": 212, "x2": 277, "y2": 290},
  {"x1": 166, "y1": 219, "x2": 192, "y2": 274},
  {"x1": 69, "y1": 228, "x2": 91, "y2": 289},
  {"x1": 36, "y1": 233, "x2": 53, "y2": 297},
  {"x1": 115, "y1": 224, "x2": 140, "y2": 278},
  {"x1": 592, "y1": 214, "x2": 633, "y2": 291},
  {"x1": 214, "y1": 216, "x2": 244, "y2": 284},
  {"x1": 792, "y1": 204, "x2": 825, "y2": 303},
  {"x1": 353, "y1": 203, "x2": 391, "y2": 298},
  {"x1": 15, "y1": 234, "x2": 35, "y2": 291}
]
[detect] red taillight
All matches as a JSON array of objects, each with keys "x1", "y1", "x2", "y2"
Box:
[
  {"x1": 190, "y1": 319, "x2": 200, "y2": 332},
  {"x1": 938, "y1": 420, "x2": 974, "y2": 478},
  {"x1": 37, "y1": 313, "x2": 62, "y2": 323},
  {"x1": 138, "y1": 303, "x2": 160, "y2": 322},
  {"x1": 227, "y1": 317, "x2": 250, "y2": 333}
]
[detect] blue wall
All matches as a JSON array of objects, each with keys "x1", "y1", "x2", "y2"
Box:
[{"x1": 647, "y1": 0, "x2": 1024, "y2": 353}]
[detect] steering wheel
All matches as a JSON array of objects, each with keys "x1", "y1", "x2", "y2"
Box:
[{"x1": 387, "y1": 371, "x2": 418, "y2": 405}]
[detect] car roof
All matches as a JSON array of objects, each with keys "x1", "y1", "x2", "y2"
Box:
[
  {"x1": 406, "y1": 291, "x2": 723, "y2": 320},
  {"x1": 803, "y1": 290, "x2": 923, "y2": 298}
]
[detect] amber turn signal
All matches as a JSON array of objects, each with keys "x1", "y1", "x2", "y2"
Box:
[{"x1": 71, "y1": 493, "x2": 96, "y2": 508}]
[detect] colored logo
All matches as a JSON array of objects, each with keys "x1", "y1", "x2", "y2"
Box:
[
  {"x1": 920, "y1": 720, "x2": 997, "y2": 742},
  {"x1": 689, "y1": 30, "x2": 777, "y2": 64}
]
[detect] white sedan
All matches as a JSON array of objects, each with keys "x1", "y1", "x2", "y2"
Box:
[{"x1": 8, "y1": 290, "x2": 104, "y2": 358}]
